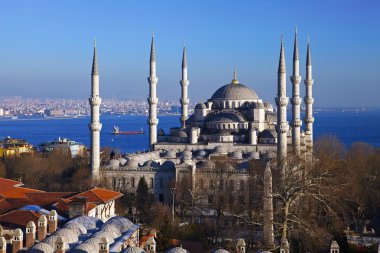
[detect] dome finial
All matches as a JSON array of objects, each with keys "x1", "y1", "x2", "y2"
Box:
[{"x1": 232, "y1": 67, "x2": 239, "y2": 84}]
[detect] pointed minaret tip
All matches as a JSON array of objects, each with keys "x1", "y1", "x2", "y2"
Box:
[
  {"x1": 231, "y1": 67, "x2": 239, "y2": 84},
  {"x1": 94, "y1": 38, "x2": 96, "y2": 47},
  {"x1": 92, "y1": 40, "x2": 98, "y2": 76},
  {"x1": 182, "y1": 45, "x2": 187, "y2": 69},
  {"x1": 306, "y1": 35, "x2": 312, "y2": 66},
  {"x1": 150, "y1": 32, "x2": 156, "y2": 63},
  {"x1": 293, "y1": 27, "x2": 299, "y2": 61},
  {"x1": 278, "y1": 35, "x2": 286, "y2": 73}
]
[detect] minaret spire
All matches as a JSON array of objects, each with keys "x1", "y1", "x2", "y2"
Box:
[
  {"x1": 276, "y1": 34, "x2": 289, "y2": 169},
  {"x1": 89, "y1": 40, "x2": 102, "y2": 180},
  {"x1": 304, "y1": 36, "x2": 314, "y2": 147},
  {"x1": 290, "y1": 27, "x2": 302, "y2": 155},
  {"x1": 148, "y1": 32, "x2": 159, "y2": 150},
  {"x1": 180, "y1": 45, "x2": 189, "y2": 129}
]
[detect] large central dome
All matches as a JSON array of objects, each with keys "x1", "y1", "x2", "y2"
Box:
[{"x1": 211, "y1": 83, "x2": 259, "y2": 100}]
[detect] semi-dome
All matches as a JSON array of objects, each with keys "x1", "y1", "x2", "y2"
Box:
[
  {"x1": 28, "y1": 242, "x2": 54, "y2": 253},
  {"x1": 207, "y1": 112, "x2": 246, "y2": 123},
  {"x1": 211, "y1": 83, "x2": 259, "y2": 101},
  {"x1": 122, "y1": 246, "x2": 147, "y2": 253}
]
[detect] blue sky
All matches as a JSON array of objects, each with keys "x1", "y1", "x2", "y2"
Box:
[{"x1": 0, "y1": 0, "x2": 379, "y2": 107}]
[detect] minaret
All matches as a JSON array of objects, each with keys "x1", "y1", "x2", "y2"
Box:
[
  {"x1": 304, "y1": 37, "x2": 314, "y2": 147},
  {"x1": 89, "y1": 40, "x2": 102, "y2": 179},
  {"x1": 263, "y1": 162, "x2": 274, "y2": 248},
  {"x1": 276, "y1": 35, "x2": 289, "y2": 164},
  {"x1": 290, "y1": 28, "x2": 302, "y2": 155},
  {"x1": 147, "y1": 33, "x2": 159, "y2": 150},
  {"x1": 180, "y1": 45, "x2": 189, "y2": 128}
]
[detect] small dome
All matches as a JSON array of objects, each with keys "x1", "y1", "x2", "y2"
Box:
[
  {"x1": 126, "y1": 158, "x2": 139, "y2": 168},
  {"x1": 104, "y1": 216, "x2": 133, "y2": 233},
  {"x1": 230, "y1": 150, "x2": 243, "y2": 159},
  {"x1": 183, "y1": 150, "x2": 193, "y2": 159},
  {"x1": 92, "y1": 231, "x2": 114, "y2": 244},
  {"x1": 143, "y1": 160, "x2": 159, "y2": 168},
  {"x1": 165, "y1": 150, "x2": 177, "y2": 158},
  {"x1": 53, "y1": 228, "x2": 78, "y2": 243},
  {"x1": 196, "y1": 150, "x2": 207, "y2": 157},
  {"x1": 210, "y1": 83, "x2": 259, "y2": 101},
  {"x1": 67, "y1": 216, "x2": 103, "y2": 230},
  {"x1": 212, "y1": 249, "x2": 230, "y2": 253},
  {"x1": 28, "y1": 243, "x2": 54, "y2": 253},
  {"x1": 214, "y1": 145, "x2": 227, "y2": 154},
  {"x1": 264, "y1": 101, "x2": 273, "y2": 110},
  {"x1": 119, "y1": 158, "x2": 127, "y2": 166},
  {"x1": 195, "y1": 102, "x2": 207, "y2": 109},
  {"x1": 165, "y1": 247, "x2": 189, "y2": 253},
  {"x1": 178, "y1": 130, "x2": 188, "y2": 138},
  {"x1": 122, "y1": 246, "x2": 147, "y2": 253},
  {"x1": 109, "y1": 159, "x2": 120, "y2": 167},
  {"x1": 72, "y1": 243, "x2": 96, "y2": 253},
  {"x1": 100, "y1": 224, "x2": 121, "y2": 238},
  {"x1": 84, "y1": 238, "x2": 101, "y2": 251},
  {"x1": 64, "y1": 222, "x2": 87, "y2": 235},
  {"x1": 259, "y1": 129, "x2": 277, "y2": 139}
]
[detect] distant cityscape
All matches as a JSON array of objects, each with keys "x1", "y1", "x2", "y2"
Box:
[{"x1": 0, "y1": 97, "x2": 196, "y2": 117}]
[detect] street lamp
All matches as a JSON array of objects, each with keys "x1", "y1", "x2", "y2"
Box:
[{"x1": 170, "y1": 187, "x2": 176, "y2": 224}]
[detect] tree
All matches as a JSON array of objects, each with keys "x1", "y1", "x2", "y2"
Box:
[{"x1": 136, "y1": 176, "x2": 153, "y2": 223}]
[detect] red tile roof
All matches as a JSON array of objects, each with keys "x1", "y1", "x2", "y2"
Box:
[
  {"x1": 0, "y1": 178, "x2": 24, "y2": 188},
  {"x1": 0, "y1": 210, "x2": 40, "y2": 229},
  {"x1": 70, "y1": 188, "x2": 123, "y2": 204}
]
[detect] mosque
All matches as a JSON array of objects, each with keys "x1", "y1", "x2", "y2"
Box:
[{"x1": 90, "y1": 29, "x2": 315, "y2": 209}]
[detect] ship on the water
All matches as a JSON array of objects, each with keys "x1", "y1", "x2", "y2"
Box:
[{"x1": 112, "y1": 126, "x2": 144, "y2": 135}]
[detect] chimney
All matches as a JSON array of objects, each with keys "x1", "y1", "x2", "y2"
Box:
[
  {"x1": 236, "y1": 238, "x2": 246, "y2": 253},
  {"x1": 99, "y1": 237, "x2": 110, "y2": 253},
  {"x1": 280, "y1": 238, "x2": 290, "y2": 253},
  {"x1": 12, "y1": 228, "x2": 23, "y2": 253},
  {"x1": 54, "y1": 236, "x2": 68, "y2": 253},
  {"x1": 48, "y1": 210, "x2": 58, "y2": 233},
  {"x1": 0, "y1": 225, "x2": 3, "y2": 236},
  {"x1": 330, "y1": 240, "x2": 340, "y2": 253},
  {"x1": 0, "y1": 237, "x2": 6, "y2": 253},
  {"x1": 26, "y1": 221, "x2": 36, "y2": 248},
  {"x1": 37, "y1": 215, "x2": 48, "y2": 241},
  {"x1": 145, "y1": 237, "x2": 156, "y2": 253}
]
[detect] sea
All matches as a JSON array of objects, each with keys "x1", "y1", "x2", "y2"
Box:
[{"x1": 0, "y1": 110, "x2": 379, "y2": 154}]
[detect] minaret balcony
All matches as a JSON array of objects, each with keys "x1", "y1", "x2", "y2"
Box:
[
  {"x1": 89, "y1": 122, "x2": 102, "y2": 131},
  {"x1": 275, "y1": 97, "x2": 289, "y2": 107},
  {"x1": 292, "y1": 119, "x2": 302, "y2": 127},
  {"x1": 276, "y1": 123, "x2": 289, "y2": 133},
  {"x1": 147, "y1": 97, "x2": 158, "y2": 104},
  {"x1": 304, "y1": 117, "x2": 314, "y2": 124},
  {"x1": 290, "y1": 97, "x2": 302, "y2": 105},
  {"x1": 147, "y1": 77, "x2": 158, "y2": 83},
  {"x1": 148, "y1": 118, "x2": 159, "y2": 125},
  {"x1": 304, "y1": 97, "x2": 314, "y2": 104},
  {"x1": 290, "y1": 76, "x2": 302, "y2": 84},
  {"x1": 180, "y1": 98, "x2": 189, "y2": 105},
  {"x1": 180, "y1": 80, "x2": 189, "y2": 86},
  {"x1": 304, "y1": 79, "x2": 314, "y2": 86},
  {"x1": 89, "y1": 97, "x2": 102, "y2": 106}
]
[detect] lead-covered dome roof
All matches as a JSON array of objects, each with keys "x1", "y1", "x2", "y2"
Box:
[
  {"x1": 211, "y1": 83, "x2": 259, "y2": 101},
  {"x1": 207, "y1": 111, "x2": 246, "y2": 123}
]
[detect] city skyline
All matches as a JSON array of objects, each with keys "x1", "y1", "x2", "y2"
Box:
[{"x1": 0, "y1": 0, "x2": 379, "y2": 107}]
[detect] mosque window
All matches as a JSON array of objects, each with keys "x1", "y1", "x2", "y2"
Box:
[
  {"x1": 151, "y1": 178, "x2": 154, "y2": 188},
  {"x1": 240, "y1": 180, "x2": 244, "y2": 191},
  {"x1": 208, "y1": 195, "x2": 214, "y2": 204},
  {"x1": 220, "y1": 179, "x2": 224, "y2": 190},
  {"x1": 230, "y1": 180, "x2": 234, "y2": 191},
  {"x1": 131, "y1": 177, "x2": 135, "y2": 188}
]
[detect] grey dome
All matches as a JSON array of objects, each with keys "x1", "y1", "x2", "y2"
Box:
[
  {"x1": 178, "y1": 130, "x2": 188, "y2": 138},
  {"x1": 72, "y1": 243, "x2": 96, "y2": 253},
  {"x1": 183, "y1": 150, "x2": 193, "y2": 159},
  {"x1": 212, "y1": 249, "x2": 230, "y2": 253},
  {"x1": 195, "y1": 103, "x2": 207, "y2": 109},
  {"x1": 214, "y1": 145, "x2": 228, "y2": 154},
  {"x1": 143, "y1": 160, "x2": 159, "y2": 167},
  {"x1": 211, "y1": 83, "x2": 258, "y2": 101},
  {"x1": 196, "y1": 150, "x2": 207, "y2": 157},
  {"x1": 105, "y1": 216, "x2": 133, "y2": 233},
  {"x1": 126, "y1": 158, "x2": 139, "y2": 168},
  {"x1": 165, "y1": 150, "x2": 177, "y2": 158},
  {"x1": 100, "y1": 223, "x2": 121, "y2": 238},
  {"x1": 122, "y1": 247, "x2": 146, "y2": 253},
  {"x1": 230, "y1": 150, "x2": 243, "y2": 159},
  {"x1": 43, "y1": 235, "x2": 59, "y2": 247},
  {"x1": 84, "y1": 238, "x2": 100, "y2": 252},
  {"x1": 92, "y1": 231, "x2": 114, "y2": 244},
  {"x1": 28, "y1": 243, "x2": 54, "y2": 253},
  {"x1": 67, "y1": 216, "x2": 103, "y2": 230},
  {"x1": 109, "y1": 159, "x2": 120, "y2": 167},
  {"x1": 64, "y1": 222, "x2": 88, "y2": 235},
  {"x1": 53, "y1": 228, "x2": 79, "y2": 243},
  {"x1": 207, "y1": 112, "x2": 246, "y2": 123},
  {"x1": 165, "y1": 247, "x2": 189, "y2": 253}
]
